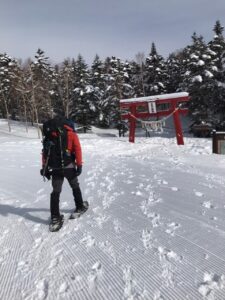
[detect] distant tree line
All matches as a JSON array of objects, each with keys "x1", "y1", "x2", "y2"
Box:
[{"x1": 0, "y1": 20, "x2": 225, "y2": 132}]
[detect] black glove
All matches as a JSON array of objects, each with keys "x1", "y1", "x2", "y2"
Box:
[
  {"x1": 75, "y1": 165, "x2": 82, "y2": 176},
  {"x1": 40, "y1": 168, "x2": 51, "y2": 180},
  {"x1": 40, "y1": 168, "x2": 44, "y2": 176}
]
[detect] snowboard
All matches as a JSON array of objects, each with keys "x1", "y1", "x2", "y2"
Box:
[
  {"x1": 49, "y1": 215, "x2": 64, "y2": 232},
  {"x1": 69, "y1": 201, "x2": 89, "y2": 220}
]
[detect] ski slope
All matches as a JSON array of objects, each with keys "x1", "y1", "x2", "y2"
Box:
[{"x1": 0, "y1": 120, "x2": 225, "y2": 300}]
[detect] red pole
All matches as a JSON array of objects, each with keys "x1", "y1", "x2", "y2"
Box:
[
  {"x1": 129, "y1": 105, "x2": 136, "y2": 143},
  {"x1": 173, "y1": 109, "x2": 184, "y2": 145}
]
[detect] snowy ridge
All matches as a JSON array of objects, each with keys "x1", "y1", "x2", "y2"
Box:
[{"x1": 0, "y1": 122, "x2": 225, "y2": 299}]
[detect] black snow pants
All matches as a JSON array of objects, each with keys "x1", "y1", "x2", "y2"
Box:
[{"x1": 50, "y1": 168, "x2": 83, "y2": 218}]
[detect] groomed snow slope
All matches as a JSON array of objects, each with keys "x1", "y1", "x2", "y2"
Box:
[{"x1": 0, "y1": 121, "x2": 225, "y2": 300}]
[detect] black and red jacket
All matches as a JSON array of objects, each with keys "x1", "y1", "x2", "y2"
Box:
[{"x1": 42, "y1": 125, "x2": 82, "y2": 167}]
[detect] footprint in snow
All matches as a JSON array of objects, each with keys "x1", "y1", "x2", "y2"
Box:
[
  {"x1": 132, "y1": 190, "x2": 143, "y2": 196},
  {"x1": 48, "y1": 250, "x2": 63, "y2": 273},
  {"x1": 92, "y1": 206, "x2": 101, "y2": 214},
  {"x1": 141, "y1": 229, "x2": 154, "y2": 250},
  {"x1": 17, "y1": 260, "x2": 30, "y2": 274},
  {"x1": 113, "y1": 219, "x2": 121, "y2": 234},
  {"x1": 171, "y1": 187, "x2": 179, "y2": 191},
  {"x1": 202, "y1": 201, "x2": 214, "y2": 209},
  {"x1": 204, "y1": 254, "x2": 210, "y2": 260},
  {"x1": 153, "y1": 291, "x2": 165, "y2": 300},
  {"x1": 148, "y1": 191, "x2": 162, "y2": 205},
  {"x1": 80, "y1": 233, "x2": 95, "y2": 249},
  {"x1": 93, "y1": 214, "x2": 110, "y2": 229},
  {"x1": 88, "y1": 262, "x2": 102, "y2": 292},
  {"x1": 140, "y1": 193, "x2": 161, "y2": 216},
  {"x1": 103, "y1": 195, "x2": 116, "y2": 209},
  {"x1": 157, "y1": 247, "x2": 182, "y2": 288},
  {"x1": 194, "y1": 191, "x2": 204, "y2": 197},
  {"x1": 58, "y1": 282, "x2": 69, "y2": 295},
  {"x1": 48, "y1": 257, "x2": 60, "y2": 270},
  {"x1": 99, "y1": 241, "x2": 117, "y2": 264},
  {"x1": 145, "y1": 212, "x2": 160, "y2": 227},
  {"x1": 36, "y1": 279, "x2": 49, "y2": 300},
  {"x1": 157, "y1": 246, "x2": 183, "y2": 263},
  {"x1": 151, "y1": 213, "x2": 160, "y2": 227},
  {"x1": 49, "y1": 249, "x2": 63, "y2": 265},
  {"x1": 87, "y1": 181, "x2": 96, "y2": 189},
  {"x1": 198, "y1": 272, "x2": 225, "y2": 299},
  {"x1": 33, "y1": 237, "x2": 43, "y2": 249},
  {"x1": 27, "y1": 279, "x2": 49, "y2": 300},
  {"x1": 70, "y1": 274, "x2": 86, "y2": 291},
  {"x1": 123, "y1": 266, "x2": 139, "y2": 299},
  {"x1": 165, "y1": 222, "x2": 180, "y2": 236}
]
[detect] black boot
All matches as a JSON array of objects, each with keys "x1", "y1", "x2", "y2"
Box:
[
  {"x1": 49, "y1": 215, "x2": 64, "y2": 232},
  {"x1": 70, "y1": 201, "x2": 89, "y2": 219}
]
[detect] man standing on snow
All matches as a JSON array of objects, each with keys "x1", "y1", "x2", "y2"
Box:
[
  {"x1": 41, "y1": 116, "x2": 88, "y2": 231},
  {"x1": 117, "y1": 121, "x2": 127, "y2": 137}
]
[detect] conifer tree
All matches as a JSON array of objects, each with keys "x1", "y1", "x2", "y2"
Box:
[
  {"x1": 182, "y1": 33, "x2": 218, "y2": 123},
  {"x1": 207, "y1": 21, "x2": 225, "y2": 126},
  {"x1": 132, "y1": 52, "x2": 146, "y2": 97},
  {"x1": 144, "y1": 43, "x2": 168, "y2": 96},
  {"x1": 102, "y1": 56, "x2": 134, "y2": 126},
  {"x1": 0, "y1": 53, "x2": 19, "y2": 131},
  {"x1": 49, "y1": 60, "x2": 75, "y2": 118},
  {"x1": 209, "y1": 21, "x2": 225, "y2": 73},
  {"x1": 166, "y1": 52, "x2": 183, "y2": 93},
  {"x1": 90, "y1": 54, "x2": 105, "y2": 125},
  {"x1": 30, "y1": 48, "x2": 54, "y2": 123},
  {"x1": 72, "y1": 54, "x2": 95, "y2": 132}
]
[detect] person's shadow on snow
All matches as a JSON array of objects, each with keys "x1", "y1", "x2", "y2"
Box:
[{"x1": 0, "y1": 204, "x2": 50, "y2": 225}]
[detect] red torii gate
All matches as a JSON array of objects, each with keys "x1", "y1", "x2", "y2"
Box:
[{"x1": 120, "y1": 92, "x2": 190, "y2": 145}]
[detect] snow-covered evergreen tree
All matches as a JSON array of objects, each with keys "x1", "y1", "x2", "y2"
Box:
[
  {"x1": 30, "y1": 48, "x2": 54, "y2": 122},
  {"x1": 72, "y1": 54, "x2": 96, "y2": 131},
  {"x1": 209, "y1": 21, "x2": 225, "y2": 75},
  {"x1": 166, "y1": 52, "x2": 184, "y2": 93},
  {"x1": 181, "y1": 33, "x2": 218, "y2": 123},
  {"x1": 0, "y1": 53, "x2": 19, "y2": 130},
  {"x1": 208, "y1": 21, "x2": 225, "y2": 126},
  {"x1": 131, "y1": 52, "x2": 146, "y2": 97},
  {"x1": 49, "y1": 60, "x2": 75, "y2": 118},
  {"x1": 102, "y1": 56, "x2": 134, "y2": 127},
  {"x1": 144, "y1": 43, "x2": 168, "y2": 96},
  {"x1": 90, "y1": 55, "x2": 105, "y2": 126}
]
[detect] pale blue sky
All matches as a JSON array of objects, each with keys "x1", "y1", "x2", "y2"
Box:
[{"x1": 0, "y1": 0, "x2": 225, "y2": 64}]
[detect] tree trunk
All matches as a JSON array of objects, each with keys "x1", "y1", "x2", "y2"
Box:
[
  {"x1": 30, "y1": 67, "x2": 41, "y2": 139},
  {"x1": 1, "y1": 88, "x2": 11, "y2": 132},
  {"x1": 22, "y1": 94, "x2": 28, "y2": 133}
]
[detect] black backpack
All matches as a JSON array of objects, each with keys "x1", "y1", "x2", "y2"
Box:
[{"x1": 42, "y1": 117, "x2": 73, "y2": 169}]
